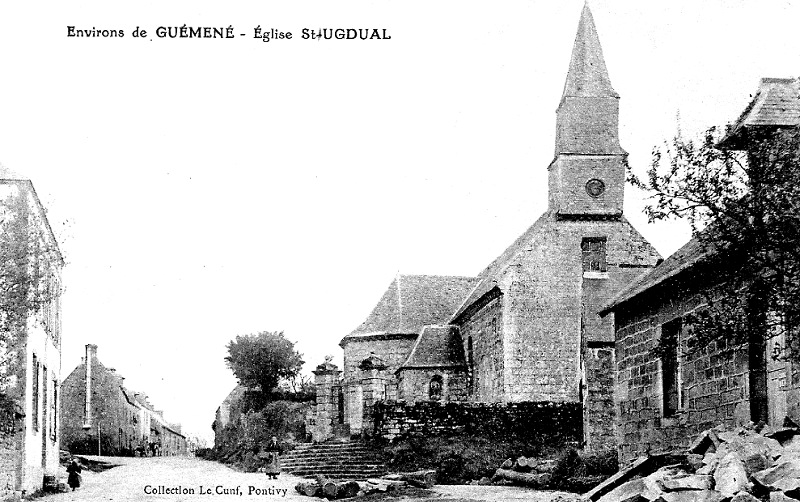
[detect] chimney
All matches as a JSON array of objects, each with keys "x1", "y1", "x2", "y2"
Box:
[{"x1": 83, "y1": 344, "x2": 98, "y2": 429}]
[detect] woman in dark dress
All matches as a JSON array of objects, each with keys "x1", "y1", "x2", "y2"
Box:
[
  {"x1": 264, "y1": 436, "x2": 281, "y2": 480},
  {"x1": 66, "y1": 459, "x2": 82, "y2": 491}
]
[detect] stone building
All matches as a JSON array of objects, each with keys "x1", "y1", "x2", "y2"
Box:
[
  {"x1": 212, "y1": 384, "x2": 247, "y2": 448},
  {"x1": 602, "y1": 77, "x2": 800, "y2": 464},
  {"x1": 311, "y1": 4, "x2": 661, "y2": 450},
  {"x1": 0, "y1": 166, "x2": 64, "y2": 497},
  {"x1": 61, "y1": 344, "x2": 187, "y2": 456}
]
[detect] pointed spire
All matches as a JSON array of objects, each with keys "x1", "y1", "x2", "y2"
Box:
[
  {"x1": 0, "y1": 163, "x2": 28, "y2": 181},
  {"x1": 560, "y1": 2, "x2": 618, "y2": 101}
]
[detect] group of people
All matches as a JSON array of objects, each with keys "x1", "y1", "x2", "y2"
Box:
[{"x1": 62, "y1": 436, "x2": 283, "y2": 492}]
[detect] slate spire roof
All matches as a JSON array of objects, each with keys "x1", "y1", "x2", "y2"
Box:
[
  {"x1": 342, "y1": 274, "x2": 479, "y2": 344},
  {"x1": 0, "y1": 164, "x2": 27, "y2": 181},
  {"x1": 559, "y1": 2, "x2": 619, "y2": 102}
]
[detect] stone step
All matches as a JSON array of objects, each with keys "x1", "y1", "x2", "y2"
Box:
[
  {"x1": 285, "y1": 452, "x2": 374, "y2": 459},
  {"x1": 287, "y1": 469, "x2": 387, "y2": 479},
  {"x1": 282, "y1": 461, "x2": 385, "y2": 468},
  {"x1": 282, "y1": 457, "x2": 384, "y2": 464},
  {"x1": 283, "y1": 466, "x2": 385, "y2": 473},
  {"x1": 282, "y1": 453, "x2": 382, "y2": 460},
  {"x1": 279, "y1": 441, "x2": 386, "y2": 479},
  {"x1": 289, "y1": 445, "x2": 372, "y2": 452}
]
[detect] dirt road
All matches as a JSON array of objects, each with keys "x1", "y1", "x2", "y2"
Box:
[{"x1": 41, "y1": 456, "x2": 569, "y2": 502}]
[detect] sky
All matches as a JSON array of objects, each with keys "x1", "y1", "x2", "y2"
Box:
[{"x1": 0, "y1": 0, "x2": 798, "y2": 444}]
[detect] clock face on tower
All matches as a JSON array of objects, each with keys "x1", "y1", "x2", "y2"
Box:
[{"x1": 586, "y1": 179, "x2": 605, "y2": 198}]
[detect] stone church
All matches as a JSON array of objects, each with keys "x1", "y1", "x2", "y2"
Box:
[{"x1": 312, "y1": 4, "x2": 661, "y2": 449}]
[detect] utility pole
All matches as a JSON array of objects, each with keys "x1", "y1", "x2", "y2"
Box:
[{"x1": 97, "y1": 421, "x2": 101, "y2": 456}]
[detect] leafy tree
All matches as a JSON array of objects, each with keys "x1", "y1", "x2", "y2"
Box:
[
  {"x1": 224, "y1": 331, "x2": 304, "y2": 397},
  {"x1": 630, "y1": 126, "x2": 800, "y2": 370},
  {"x1": 0, "y1": 187, "x2": 62, "y2": 405}
]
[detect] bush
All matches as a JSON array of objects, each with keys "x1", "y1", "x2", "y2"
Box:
[
  {"x1": 380, "y1": 435, "x2": 618, "y2": 488},
  {"x1": 212, "y1": 400, "x2": 313, "y2": 471},
  {"x1": 381, "y1": 434, "x2": 558, "y2": 484}
]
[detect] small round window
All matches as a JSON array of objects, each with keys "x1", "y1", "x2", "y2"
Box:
[{"x1": 586, "y1": 179, "x2": 605, "y2": 198}]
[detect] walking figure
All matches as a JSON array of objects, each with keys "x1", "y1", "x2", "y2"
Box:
[
  {"x1": 264, "y1": 436, "x2": 281, "y2": 480},
  {"x1": 66, "y1": 459, "x2": 82, "y2": 491}
]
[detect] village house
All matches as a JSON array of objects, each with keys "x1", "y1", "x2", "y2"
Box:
[
  {"x1": 311, "y1": 4, "x2": 662, "y2": 450},
  {"x1": 61, "y1": 343, "x2": 187, "y2": 457},
  {"x1": 601, "y1": 77, "x2": 800, "y2": 464},
  {"x1": 0, "y1": 166, "x2": 64, "y2": 497}
]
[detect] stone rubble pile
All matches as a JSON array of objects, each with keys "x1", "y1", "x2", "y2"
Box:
[{"x1": 598, "y1": 424, "x2": 800, "y2": 502}]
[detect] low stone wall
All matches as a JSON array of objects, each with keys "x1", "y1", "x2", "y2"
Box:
[{"x1": 372, "y1": 400, "x2": 582, "y2": 445}]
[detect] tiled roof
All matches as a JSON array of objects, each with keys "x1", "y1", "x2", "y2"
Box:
[
  {"x1": 399, "y1": 325, "x2": 466, "y2": 369},
  {"x1": 720, "y1": 77, "x2": 800, "y2": 147},
  {"x1": 0, "y1": 165, "x2": 64, "y2": 266},
  {"x1": 607, "y1": 77, "x2": 800, "y2": 311},
  {"x1": 344, "y1": 274, "x2": 479, "y2": 342},
  {"x1": 601, "y1": 233, "x2": 709, "y2": 314},
  {"x1": 451, "y1": 214, "x2": 549, "y2": 322}
]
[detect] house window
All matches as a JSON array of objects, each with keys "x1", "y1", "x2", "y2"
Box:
[
  {"x1": 467, "y1": 336, "x2": 474, "y2": 393},
  {"x1": 582, "y1": 237, "x2": 607, "y2": 273},
  {"x1": 42, "y1": 365, "x2": 48, "y2": 436},
  {"x1": 32, "y1": 355, "x2": 39, "y2": 431},
  {"x1": 429, "y1": 375, "x2": 443, "y2": 401},
  {"x1": 52, "y1": 378, "x2": 58, "y2": 441},
  {"x1": 662, "y1": 318, "x2": 683, "y2": 417}
]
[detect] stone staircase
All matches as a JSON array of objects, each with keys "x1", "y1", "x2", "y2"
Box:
[{"x1": 280, "y1": 441, "x2": 387, "y2": 480}]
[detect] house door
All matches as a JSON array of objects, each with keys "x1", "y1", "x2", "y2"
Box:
[{"x1": 767, "y1": 333, "x2": 788, "y2": 426}]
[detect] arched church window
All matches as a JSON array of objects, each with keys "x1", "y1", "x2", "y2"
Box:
[{"x1": 429, "y1": 375, "x2": 443, "y2": 401}]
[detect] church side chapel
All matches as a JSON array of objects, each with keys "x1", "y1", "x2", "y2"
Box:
[{"x1": 310, "y1": 4, "x2": 661, "y2": 450}]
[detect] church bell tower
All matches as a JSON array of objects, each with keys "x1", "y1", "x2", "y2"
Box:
[{"x1": 548, "y1": 3, "x2": 626, "y2": 219}]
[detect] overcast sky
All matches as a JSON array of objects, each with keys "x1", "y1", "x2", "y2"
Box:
[{"x1": 1, "y1": 0, "x2": 798, "y2": 443}]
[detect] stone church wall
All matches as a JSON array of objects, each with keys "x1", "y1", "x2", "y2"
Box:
[
  {"x1": 342, "y1": 337, "x2": 416, "y2": 385},
  {"x1": 457, "y1": 296, "x2": 503, "y2": 402},
  {"x1": 502, "y1": 218, "x2": 658, "y2": 404},
  {"x1": 548, "y1": 156, "x2": 625, "y2": 216},
  {"x1": 372, "y1": 401, "x2": 581, "y2": 445},
  {"x1": 397, "y1": 368, "x2": 468, "y2": 402}
]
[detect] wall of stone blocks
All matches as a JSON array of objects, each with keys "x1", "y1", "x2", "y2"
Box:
[
  {"x1": 60, "y1": 357, "x2": 139, "y2": 456},
  {"x1": 457, "y1": 296, "x2": 503, "y2": 402},
  {"x1": 787, "y1": 362, "x2": 800, "y2": 422},
  {"x1": 583, "y1": 345, "x2": 615, "y2": 451},
  {"x1": 397, "y1": 368, "x2": 468, "y2": 403},
  {"x1": 549, "y1": 155, "x2": 625, "y2": 216},
  {"x1": 499, "y1": 217, "x2": 660, "y2": 404},
  {"x1": 555, "y1": 98, "x2": 621, "y2": 157},
  {"x1": 614, "y1": 289, "x2": 752, "y2": 465},
  {"x1": 372, "y1": 401, "x2": 582, "y2": 446},
  {"x1": 0, "y1": 423, "x2": 19, "y2": 499},
  {"x1": 341, "y1": 337, "x2": 416, "y2": 429}
]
